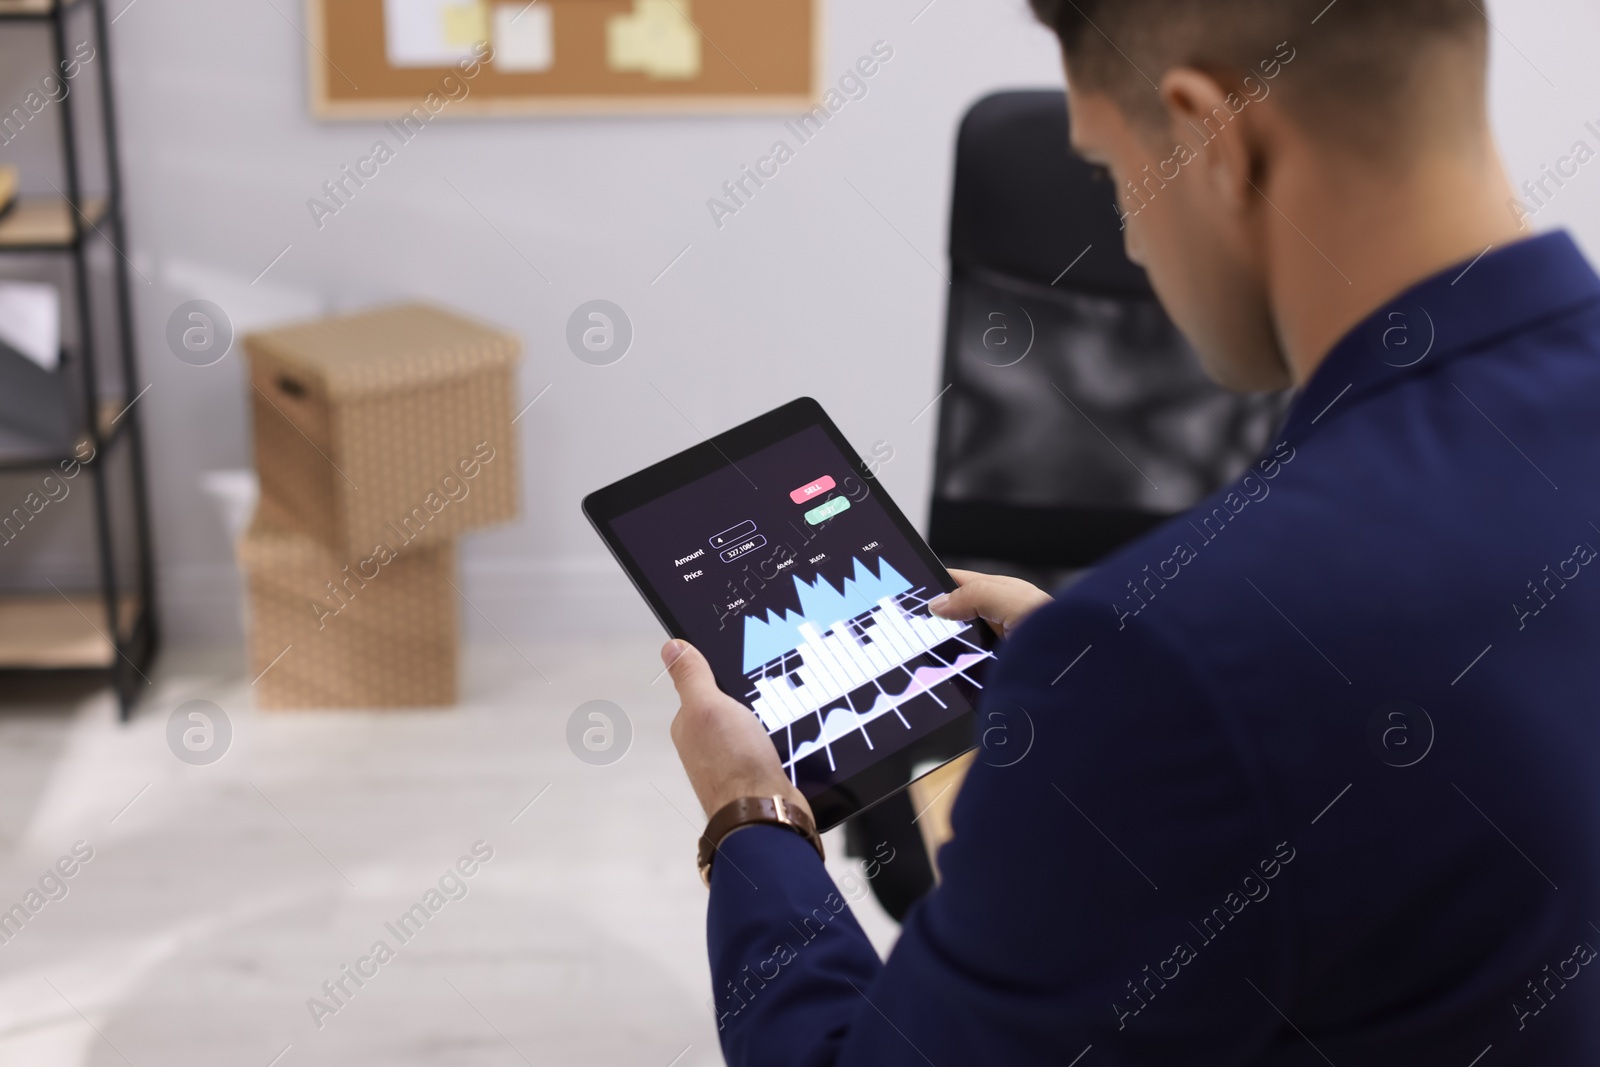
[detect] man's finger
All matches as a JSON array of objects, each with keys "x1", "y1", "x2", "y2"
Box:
[{"x1": 661, "y1": 639, "x2": 719, "y2": 699}]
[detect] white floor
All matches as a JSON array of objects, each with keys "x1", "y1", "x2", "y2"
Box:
[{"x1": 0, "y1": 639, "x2": 900, "y2": 1067}]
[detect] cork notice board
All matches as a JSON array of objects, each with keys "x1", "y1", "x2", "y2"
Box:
[{"x1": 308, "y1": 0, "x2": 821, "y2": 116}]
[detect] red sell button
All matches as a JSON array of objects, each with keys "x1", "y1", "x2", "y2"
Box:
[{"x1": 790, "y1": 475, "x2": 836, "y2": 504}]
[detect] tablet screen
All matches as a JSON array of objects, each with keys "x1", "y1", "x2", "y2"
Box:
[{"x1": 605, "y1": 419, "x2": 995, "y2": 808}]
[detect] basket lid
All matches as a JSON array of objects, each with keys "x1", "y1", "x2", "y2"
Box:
[{"x1": 243, "y1": 303, "x2": 520, "y2": 400}]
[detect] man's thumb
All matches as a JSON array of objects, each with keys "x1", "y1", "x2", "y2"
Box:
[
  {"x1": 928, "y1": 587, "x2": 976, "y2": 621},
  {"x1": 662, "y1": 639, "x2": 717, "y2": 696}
]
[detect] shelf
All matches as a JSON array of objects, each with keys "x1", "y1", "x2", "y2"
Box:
[
  {"x1": 0, "y1": 396, "x2": 125, "y2": 472},
  {"x1": 0, "y1": 196, "x2": 108, "y2": 250},
  {"x1": 0, "y1": 0, "x2": 86, "y2": 20},
  {"x1": 0, "y1": 592, "x2": 138, "y2": 668},
  {"x1": 2, "y1": 0, "x2": 158, "y2": 719}
]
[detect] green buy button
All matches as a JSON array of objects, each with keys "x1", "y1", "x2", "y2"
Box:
[{"x1": 804, "y1": 496, "x2": 850, "y2": 525}]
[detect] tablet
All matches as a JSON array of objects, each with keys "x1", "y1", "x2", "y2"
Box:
[{"x1": 583, "y1": 397, "x2": 998, "y2": 830}]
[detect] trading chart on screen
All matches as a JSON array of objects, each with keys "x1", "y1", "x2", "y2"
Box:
[{"x1": 740, "y1": 557, "x2": 993, "y2": 783}]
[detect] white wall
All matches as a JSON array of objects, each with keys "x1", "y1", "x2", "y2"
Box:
[{"x1": 4, "y1": 0, "x2": 1598, "y2": 643}]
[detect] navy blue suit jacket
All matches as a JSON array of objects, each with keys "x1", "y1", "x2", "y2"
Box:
[{"x1": 707, "y1": 232, "x2": 1600, "y2": 1065}]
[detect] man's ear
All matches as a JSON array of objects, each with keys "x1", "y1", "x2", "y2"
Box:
[{"x1": 1159, "y1": 67, "x2": 1259, "y2": 214}]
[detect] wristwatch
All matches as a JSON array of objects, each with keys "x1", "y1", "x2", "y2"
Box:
[{"x1": 698, "y1": 794, "x2": 825, "y2": 887}]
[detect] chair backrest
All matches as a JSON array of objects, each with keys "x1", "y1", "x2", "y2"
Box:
[{"x1": 929, "y1": 90, "x2": 1286, "y2": 577}]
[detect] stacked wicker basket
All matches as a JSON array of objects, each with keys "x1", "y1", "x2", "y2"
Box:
[{"x1": 239, "y1": 304, "x2": 520, "y2": 708}]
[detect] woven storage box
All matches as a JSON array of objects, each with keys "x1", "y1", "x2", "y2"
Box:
[
  {"x1": 246, "y1": 303, "x2": 519, "y2": 555},
  {"x1": 239, "y1": 496, "x2": 457, "y2": 709}
]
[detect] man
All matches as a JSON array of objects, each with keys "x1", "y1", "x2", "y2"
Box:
[{"x1": 664, "y1": 0, "x2": 1600, "y2": 1061}]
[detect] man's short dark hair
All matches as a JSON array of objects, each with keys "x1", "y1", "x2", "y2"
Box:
[{"x1": 1029, "y1": 0, "x2": 1486, "y2": 135}]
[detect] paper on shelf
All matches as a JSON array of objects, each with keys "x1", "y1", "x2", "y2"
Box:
[
  {"x1": 606, "y1": 0, "x2": 700, "y2": 80},
  {"x1": 0, "y1": 280, "x2": 60, "y2": 371},
  {"x1": 492, "y1": 2, "x2": 553, "y2": 72},
  {"x1": 383, "y1": 0, "x2": 487, "y2": 67}
]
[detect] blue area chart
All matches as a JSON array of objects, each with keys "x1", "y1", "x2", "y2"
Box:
[{"x1": 741, "y1": 557, "x2": 914, "y2": 671}]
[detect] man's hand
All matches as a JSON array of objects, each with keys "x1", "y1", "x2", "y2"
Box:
[
  {"x1": 662, "y1": 568, "x2": 1049, "y2": 821},
  {"x1": 663, "y1": 639, "x2": 812, "y2": 821},
  {"x1": 929, "y1": 568, "x2": 1053, "y2": 639}
]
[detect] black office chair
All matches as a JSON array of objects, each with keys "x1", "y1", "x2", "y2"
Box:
[
  {"x1": 930, "y1": 89, "x2": 1287, "y2": 586},
  {"x1": 846, "y1": 90, "x2": 1288, "y2": 922}
]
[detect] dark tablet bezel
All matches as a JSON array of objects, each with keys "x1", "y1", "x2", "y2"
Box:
[{"x1": 581, "y1": 396, "x2": 990, "y2": 831}]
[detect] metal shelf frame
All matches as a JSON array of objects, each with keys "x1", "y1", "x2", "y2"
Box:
[{"x1": 0, "y1": 0, "x2": 158, "y2": 720}]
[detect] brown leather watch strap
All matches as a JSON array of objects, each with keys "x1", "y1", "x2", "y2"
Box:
[{"x1": 698, "y1": 795, "x2": 824, "y2": 887}]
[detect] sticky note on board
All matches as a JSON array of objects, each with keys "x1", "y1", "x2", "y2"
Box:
[
  {"x1": 492, "y1": 2, "x2": 553, "y2": 72},
  {"x1": 606, "y1": 0, "x2": 701, "y2": 80},
  {"x1": 443, "y1": 0, "x2": 490, "y2": 46},
  {"x1": 383, "y1": 0, "x2": 482, "y2": 66}
]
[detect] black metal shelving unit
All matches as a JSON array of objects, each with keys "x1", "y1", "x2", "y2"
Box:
[{"x1": 0, "y1": 0, "x2": 157, "y2": 720}]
